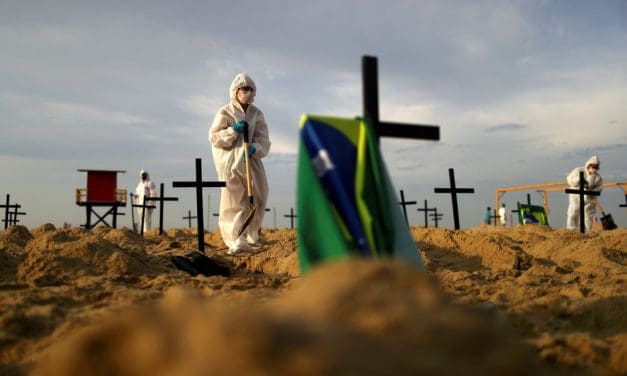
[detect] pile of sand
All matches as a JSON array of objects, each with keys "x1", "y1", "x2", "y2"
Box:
[{"x1": 0, "y1": 224, "x2": 625, "y2": 375}]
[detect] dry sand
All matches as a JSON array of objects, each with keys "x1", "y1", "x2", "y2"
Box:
[{"x1": 0, "y1": 223, "x2": 625, "y2": 375}]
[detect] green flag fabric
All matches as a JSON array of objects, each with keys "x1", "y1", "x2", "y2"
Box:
[{"x1": 297, "y1": 115, "x2": 424, "y2": 274}]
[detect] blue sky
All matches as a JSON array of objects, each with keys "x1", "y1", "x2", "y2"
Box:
[{"x1": 1, "y1": 0, "x2": 626, "y2": 230}]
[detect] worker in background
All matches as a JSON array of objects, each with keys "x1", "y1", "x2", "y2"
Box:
[
  {"x1": 499, "y1": 203, "x2": 507, "y2": 226},
  {"x1": 135, "y1": 170, "x2": 157, "y2": 232},
  {"x1": 209, "y1": 73, "x2": 271, "y2": 255},
  {"x1": 566, "y1": 155, "x2": 603, "y2": 231}
]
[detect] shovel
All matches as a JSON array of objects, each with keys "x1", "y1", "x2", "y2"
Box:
[
  {"x1": 594, "y1": 199, "x2": 617, "y2": 230},
  {"x1": 237, "y1": 122, "x2": 256, "y2": 236}
]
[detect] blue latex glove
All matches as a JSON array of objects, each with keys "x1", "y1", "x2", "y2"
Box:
[
  {"x1": 233, "y1": 120, "x2": 247, "y2": 133},
  {"x1": 243, "y1": 144, "x2": 257, "y2": 158}
]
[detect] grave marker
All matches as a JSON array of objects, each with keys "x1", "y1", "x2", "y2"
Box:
[
  {"x1": 429, "y1": 208, "x2": 443, "y2": 228},
  {"x1": 145, "y1": 183, "x2": 179, "y2": 235},
  {"x1": 434, "y1": 168, "x2": 475, "y2": 230},
  {"x1": 489, "y1": 209, "x2": 501, "y2": 226},
  {"x1": 565, "y1": 171, "x2": 600, "y2": 234},
  {"x1": 416, "y1": 199, "x2": 435, "y2": 228},
  {"x1": 172, "y1": 158, "x2": 226, "y2": 254},
  {"x1": 284, "y1": 208, "x2": 297, "y2": 229},
  {"x1": 362, "y1": 56, "x2": 440, "y2": 142},
  {"x1": 398, "y1": 190, "x2": 417, "y2": 225},
  {"x1": 1, "y1": 194, "x2": 21, "y2": 230},
  {"x1": 182, "y1": 210, "x2": 197, "y2": 228},
  {"x1": 132, "y1": 197, "x2": 156, "y2": 236}
]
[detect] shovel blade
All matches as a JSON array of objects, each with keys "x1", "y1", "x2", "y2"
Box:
[
  {"x1": 237, "y1": 203, "x2": 256, "y2": 237},
  {"x1": 600, "y1": 213, "x2": 617, "y2": 230}
]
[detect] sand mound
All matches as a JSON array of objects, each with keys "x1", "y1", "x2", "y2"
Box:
[
  {"x1": 1, "y1": 224, "x2": 625, "y2": 374},
  {"x1": 30, "y1": 223, "x2": 56, "y2": 238},
  {"x1": 17, "y1": 228, "x2": 175, "y2": 286},
  {"x1": 35, "y1": 260, "x2": 541, "y2": 375},
  {"x1": 0, "y1": 226, "x2": 34, "y2": 251}
]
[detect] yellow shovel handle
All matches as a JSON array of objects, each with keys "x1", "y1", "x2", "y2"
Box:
[{"x1": 243, "y1": 142, "x2": 253, "y2": 199}]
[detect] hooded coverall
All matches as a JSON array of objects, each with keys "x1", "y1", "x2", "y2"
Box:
[
  {"x1": 566, "y1": 155, "x2": 603, "y2": 231},
  {"x1": 135, "y1": 170, "x2": 157, "y2": 232},
  {"x1": 209, "y1": 73, "x2": 271, "y2": 252}
]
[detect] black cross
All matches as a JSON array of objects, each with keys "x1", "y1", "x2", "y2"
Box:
[
  {"x1": 620, "y1": 194, "x2": 627, "y2": 209},
  {"x1": 212, "y1": 212, "x2": 219, "y2": 217},
  {"x1": 565, "y1": 171, "x2": 600, "y2": 234},
  {"x1": 172, "y1": 158, "x2": 226, "y2": 254},
  {"x1": 416, "y1": 199, "x2": 435, "y2": 228},
  {"x1": 398, "y1": 190, "x2": 417, "y2": 225},
  {"x1": 1, "y1": 204, "x2": 26, "y2": 227},
  {"x1": 526, "y1": 193, "x2": 532, "y2": 206},
  {"x1": 511, "y1": 208, "x2": 520, "y2": 225},
  {"x1": 362, "y1": 56, "x2": 440, "y2": 142},
  {"x1": 132, "y1": 196, "x2": 156, "y2": 236},
  {"x1": 183, "y1": 210, "x2": 197, "y2": 228},
  {"x1": 284, "y1": 208, "x2": 297, "y2": 229},
  {"x1": 429, "y1": 208, "x2": 443, "y2": 228},
  {"x1": 10, "y1": 204, "x2": 26, "y2": 226},
  {"x1": 434, "y1": 168, "x2": 475, "y2": 230},
  {"x1": 490, "y1": 209, "x2": 500, "y2": 226},
  {"x1": 1, "y1": 194, "x2": 20, "y2": 230},
  {"x1": 145, "y1": 183, "x2": 179, "y2": 235}
]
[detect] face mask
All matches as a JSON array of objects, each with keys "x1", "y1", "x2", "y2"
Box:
[{"x1": 238, "y1": 90, "x2": 252, "y2": 104}]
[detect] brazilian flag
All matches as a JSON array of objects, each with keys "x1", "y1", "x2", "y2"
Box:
[{"x1": 297, "y1": 115, "x2": 424, "y2": 274}]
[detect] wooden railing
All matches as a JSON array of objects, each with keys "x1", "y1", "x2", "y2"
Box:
[{"x1": 75, "y1": 189, "x2": 128, "y2": 204}]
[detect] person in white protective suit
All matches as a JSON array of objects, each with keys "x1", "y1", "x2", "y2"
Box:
[
  {"x1": 135, "y1": 170, "x2": 158, "y2": 232},
  {"x1": 209, "y1": 73, "x2": 270, "y2": 254},
  {"x1": 498, "y1": 203, "x2": 507, "y2": 226},
  {"x1": 566, "y1": 155, "x2": 603, "y2": 231}
]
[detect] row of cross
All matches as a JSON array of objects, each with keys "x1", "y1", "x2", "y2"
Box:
[
  {"x1": 398, "y1": 168, "x2": 475, "y2": 230},
  {"x1": 0, "y1": 194, "x2": 26, "y2": 230}
]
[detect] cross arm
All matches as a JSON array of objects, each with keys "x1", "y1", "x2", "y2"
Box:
[
  {"x1": 378, "y1": 121, "x2": 440, "y2": 140},
  {"x1": 172, "y1": 182, "x2": 226, "y2": 188}
]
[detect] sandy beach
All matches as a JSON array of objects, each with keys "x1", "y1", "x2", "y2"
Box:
[{"x1": 0, "y1": 223, "x2": 625, "y2": 375}]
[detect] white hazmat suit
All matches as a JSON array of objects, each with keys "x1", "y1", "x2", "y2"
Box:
[
  {"x1": 566, "y1": 155, "x2": 603, "y2": 231},
  {"x1": 209, "y1": 73, "x2": 270, "y2": 253},
  {"x1": 135, "y1": 170, "x2": 157, "y2": 232},
  {"x1": 498, "y1": 205, "x2": 507, "y2": 226}
]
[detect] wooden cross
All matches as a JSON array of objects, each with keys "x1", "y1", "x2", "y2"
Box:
[
  {"x1": 1, "y1": 194, "x2": 20, "y2": 230},
  {"x1": 362, "y1": 56, "x2": 440, "y2": 142},
  {"x1": 9, "y1": 204, "x2": 26, "y2": 226},
  {"x1": 398, "y1": 189, "x2": 417, "y2": 225},
  {"x1": 132, "y1": 196, "x2": 156, "y2": 236},
  {"x1": 565, "y1": 171, "x2": 600, "y2": 233},
  {"x1": 284, "y1": 208, "x2": 297, "y2": 229},
  {"x1": 416, "y1": 199, "x2": 435, "y2": 228},
  {"x1": 429, "y1": 207, "x2": 443, "y2": 228},
  {"x1": 172, "y1": 158, "x2": 226, "y2": 254},
  {"x1": 145, "y1": 183, "x2": 179, "y2": 235},
  {"x1": 183, "y1": 210, "x2": 197, "y2": 228},
  {"x1": 511, "y1": 208, "x2": 520, "y2": 225},
  {"x1": 490, "y1": 209, "x2": 500, "y2": 226},
  {"x1": 1, "y1": 204, "x2": 26, "y2": 227},
  {"x1": 434, "y1": 168, "x2": 475, "y2": 230}
]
